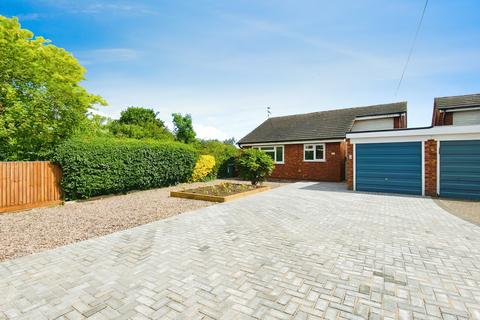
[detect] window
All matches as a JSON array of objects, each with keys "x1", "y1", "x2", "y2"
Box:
[
  {"x1": 304, "y1": 144, "x2": 325, "y2": 162},
  {"x1": 254, "y1": 146, "x2": 284, "y2": 164}
]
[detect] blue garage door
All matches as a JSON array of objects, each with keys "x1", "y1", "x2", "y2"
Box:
[
  {"x1": 440, "y1": 140, "x2": 480, "y2": 200},
  {"x1": 356, "y1": 142, "x2": 422, "y2": 195}
]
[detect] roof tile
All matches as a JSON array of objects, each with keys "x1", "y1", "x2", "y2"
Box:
[{"x1": 238, "y1": 102, "x2": 407, "y2": 144}]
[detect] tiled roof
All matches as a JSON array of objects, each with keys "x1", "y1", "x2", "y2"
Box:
[
  {"x1": 435, "y1": 93, "x2": 480, "y2": 109},
  {"x1": 238, "y1": 102, "x2": 407, "y2": 144}
]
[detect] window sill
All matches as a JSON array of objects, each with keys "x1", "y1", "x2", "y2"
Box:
[{"x1": 303, "y1": 159, "x2": 326, "y2": 163}]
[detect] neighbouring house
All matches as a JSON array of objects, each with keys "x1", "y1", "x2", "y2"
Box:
[
  {"x1": 237, "y1": 102, "x2": 408, "y2": 182},
  {"x1": 346, "y1": 93, "x2": 480, "y2": 200},
  {"x1": 432, "y1": 93, "x2": 480, "y2": 126}
]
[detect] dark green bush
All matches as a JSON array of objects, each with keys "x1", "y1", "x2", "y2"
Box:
[
  {"x1": 236, "y1": 148, "x2": 274, "y2": 185},
  {"x1": 54, "y1": 138, "x2": 198, "y2": 200}
]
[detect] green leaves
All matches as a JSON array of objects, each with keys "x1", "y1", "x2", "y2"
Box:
[
  {"x1": 172, "y1": 113, "x2": 196, "y2": 144},
  {"x1": 0, "y1": 16, "x2": 106, "y2": 160},
  {"x1": 237, "y1": 149, "x2": 274, "y2": 185},
  {"x1": 54, "y1": 138, "x2": 198, "y2": 200},
  {"x1": 194, "y1": 140, "x2": 239, "y2": 179}
]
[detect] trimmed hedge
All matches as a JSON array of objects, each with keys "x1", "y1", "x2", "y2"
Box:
[{"x1": 54, "y1": 138, "x2": 198, "y2": 200}]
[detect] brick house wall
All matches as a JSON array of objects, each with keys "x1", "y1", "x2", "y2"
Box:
[
  {"x1": 424, "y1": 139, "x2": 437, "y2": 196},
  {"x1": 270, "y1": 142, "x2": 345, "y2": 182}
]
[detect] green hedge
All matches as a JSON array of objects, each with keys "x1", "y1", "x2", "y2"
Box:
[{"x1": 54, "y1": 138, "x2": 198, "y2": 200}]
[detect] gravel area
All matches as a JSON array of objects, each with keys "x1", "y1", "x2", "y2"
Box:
[
  {"x1": 0, "y1": 179, "x2": 288, "y2": 262},
  {"x1": 434, "y1": 198, "x2": 480, "y2": 226}
]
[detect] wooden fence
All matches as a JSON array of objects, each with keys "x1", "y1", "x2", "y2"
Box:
[{"x1": 0, "y1": 162, "x2": 62, "y2": 213}]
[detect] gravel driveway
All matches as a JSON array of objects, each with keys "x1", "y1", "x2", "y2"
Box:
[
  {"x1": 0, "y1": 179, "x2": 285, "y2": 262},
  {"x1": 1, "y1": 182, "x2": 479, "y2": 319}
]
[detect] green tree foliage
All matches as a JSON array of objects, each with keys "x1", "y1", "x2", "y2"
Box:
[
  {"x1": 118, "y1": 107, "x2": 164, "y2": 127},
  {"x1": 54, "y1": 138, "x2": 198, "y2": 200},
  {"x1": 236, "y1": 148, "x2": 274, "y2": 185},
  {"x1": 172, "y1": 113, "x2": 196, "y2": 143},
  {"x1": 75, "y1": 113, "x2": 112, "y2": 138},
  {"x1": 0, "y1": 16, "x2": 106, "y2": 160},
  {"x1": 195, "y1": 140, "x2": 239, "y2": 178},
  {"x1": 223, "y1": 137, "x2": 236, "y2": 145},
  {"x1": 108, "y1": 107, "x2": 174, "y2": 140}
]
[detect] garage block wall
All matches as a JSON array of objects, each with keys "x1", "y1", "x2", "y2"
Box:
[
  {"x1": 346, "y1": 139, "x2": 354, "y2": 190},
  {"x1": 271, "y1": 143, "x2": 345, "y2": 181},
  {"x1": 424, "y1": 139, "x2": 438, "y2": 197}
]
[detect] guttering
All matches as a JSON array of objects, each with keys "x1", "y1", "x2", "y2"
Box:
[
  {"x1": 354, "y1": 112, "x2": 405, "y2": 121},
  {"x1": 440, "y1": 106, "x2": 480, "y2": 113},
  {"x1": 346, "y1": 125, "x2": 480, "y2": 143},
  {"x1": 238, "y1": 138, "x2": 345, "y2": 147}
]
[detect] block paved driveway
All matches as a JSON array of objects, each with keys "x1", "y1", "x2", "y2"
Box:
[{"x1": 1, "y1": 182, "x2": 480, "y2": 320}]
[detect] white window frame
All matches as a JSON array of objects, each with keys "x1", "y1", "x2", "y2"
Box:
[
  {"x1": 303, "y1": 143, "x2": 325, "y2": 162},
  {"x1": 254, "y1": 145, "x2": 284, "y2": 164}
]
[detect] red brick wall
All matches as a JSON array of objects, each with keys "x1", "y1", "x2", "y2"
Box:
[
  {"x1": 271, "y1": 142, "x2": 345, "y2": 181},
  {"x1": 424, "y1": 139, "x2": 438, "y2": 197},
  {"x1": 346, "y1": 139, "x2": 353, "y2": 190}
]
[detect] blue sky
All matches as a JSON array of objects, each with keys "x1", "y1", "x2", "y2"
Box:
[{"x1": 2, "y1": 0, "x2": 480, "y2": 140}]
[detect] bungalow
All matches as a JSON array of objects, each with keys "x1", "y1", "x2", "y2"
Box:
[{"x1": 237, "y1": 102, "x2": 408, "y2": 182}]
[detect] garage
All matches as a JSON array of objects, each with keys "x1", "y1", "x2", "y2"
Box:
[
  {"x1": 355, "y1": 142, "x2": 423, "y2": 195},
  {"x1": 439, "y1": 140, "x2": 480, "y2": 200}
]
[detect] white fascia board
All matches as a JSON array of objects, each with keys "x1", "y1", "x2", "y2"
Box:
[
  {"x1": 442, "y1": 106, "x2": 480, "y2": 113},
  {"x1": 239, "y1": 139, "x2": 344, "y2": 147},
  {"x1": 354, "y1": 113, "x2": 403, "y2": 121},
  {"x1": 346, "y1": 125, "x2": 480, "y2": 143}
]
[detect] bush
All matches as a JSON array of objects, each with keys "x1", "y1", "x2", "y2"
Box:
[
  {"x1": 54, "y1": 138, "x2": 198, "y2": 200},
  {"x1": 194, "y1": 140, "x2": 239, "y2": 178},
  {"x1": 190, "y1": 155, "x2": 216, "y2": 182},
  {"x1": 236, "y1": 148, "x2": 274, "y2": 185}
]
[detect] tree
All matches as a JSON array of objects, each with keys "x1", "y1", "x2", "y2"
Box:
[
  {"x1": 0, "y1": 16, "x2": 106, "y2": 160},
  {"x1": 118, "y1": 107, "x2": 164, "y2": 127},
  {"x1": 75, "y1": 113, "x2": 112, "y2": 138},
  {"x1": 109, "y1": 107, "x2": 174, "y2": 140},
  {"x1": 172, "y1": 113, "x2": 196, "y2": 143},
  {"x1": 223, "y1": 137, "x2": 236, "y2": 145},
  {"x1": 236, "y1": 148, "x2": 274, "y2": 185}
]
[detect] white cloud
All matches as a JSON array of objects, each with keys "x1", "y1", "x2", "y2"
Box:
[
  {"x1": 77, "y1": 48, "x2": 142, "y2": 65},
  {"x1": 194, "y1": 124, "x2": 228, "y2": 141},
  {"x1": 41, "y1": 1, "x2": 158, "y2": 15},
  {"x1": 16, "y1": 13, "x2": 42, "y2": 21}
]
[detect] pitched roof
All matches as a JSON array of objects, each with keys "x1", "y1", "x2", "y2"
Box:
[
  {"x1": 435, "y1": 93, "x2": 480, "y2": 110},
  {"x1": 238, "y1": 102, "x2": 407, "y2": 144}
]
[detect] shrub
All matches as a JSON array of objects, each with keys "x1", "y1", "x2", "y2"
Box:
[
  {"x1": 54, "y1": 138, "x2": 198, "y2": 200},
  {"x1": 194, "y1": 140, "x2": 240, "y2": 178},
  {"x1": 236, "y1": 148, "x2": 274, "y2": 185},
  {"x1": 190, "y1": 155, "x2": 216, "y2": 182}
]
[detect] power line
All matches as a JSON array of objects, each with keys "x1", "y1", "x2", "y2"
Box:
[{"x1": 395, "y1": 0, "x2": 429, "y2": 96}]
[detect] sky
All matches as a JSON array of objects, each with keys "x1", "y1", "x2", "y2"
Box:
[{"x1": 1, "y1": 0, "x2": 480, "y2": 141}]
